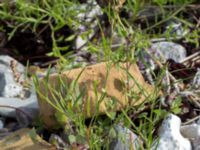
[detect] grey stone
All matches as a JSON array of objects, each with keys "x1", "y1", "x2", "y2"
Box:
[
  {"x1": 151, "y1": 42, "x2": 187, "y2": 63},
  {"x1": 0, "y1": 87, "x2": 39, "y2": 118},
  {"x1": 192, "y1": 68, "x2": 200, "y2": 88},
  {"x1": 152, "y1": 114, "x2": 191, "y2": 150},
  {"x1": 190, "y1": 138, "x2": 200, "y2": 150},
  {"x1": 180, "y1": 124, "x2": 200, "y2": 139},
  {"x1": 180, "y1": 120, "x2": 200, "y2": 150},
  {"x1": 109, "y1": 125, "x2": 141, "y2": 150},
  {"x1": 0, "y1": 55, "x2": 39, "y2": 118},
  {"x1": 0, "y1": 72, "x2": 6, "y2": 96},
  {"x1": 3, "y1": 83, "x2": 23, "y2": 98}
]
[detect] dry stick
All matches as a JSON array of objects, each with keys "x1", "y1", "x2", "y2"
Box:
[
  {"x1": 188, "y1": 94, "x2": 200, "y2": 109},
  {"x1": 180, "y1": 51, "x2": 200, "y2": 69},
  {"x1": 180, "y1": 51, "x2": 200, "y2": 64},
  {"x1": 182, "y1": 115, "x2": 200, "y2": 125},
  {"x1": 165, "y1": 69, "x2": 171, "y2": 94},
  {"x1": 193, "y1": 15, "x2": 200, "y2": 28},
  {"x1": 36, "y1": 23, "x2": 50, "y2": 37},
  {"x1": 40, "y1": 59, "x2": 59, "y2": 67},
  {"x1": 192, "y1": 56, "x2": 200, "y2": 62},
  {"x1": 180, "y1": 90, "x2": 200, "y2": 110},
  {"x1": 144, "y1": 48, "x2": 183, "y2": 91},
  {"x1": 191, "y1": 97, "x2": 200, "y2": 108},
  {"x1": 0, "y1": 105, "x2": 33, "y2": 120}
]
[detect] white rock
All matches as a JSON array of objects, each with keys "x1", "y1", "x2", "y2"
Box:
[
  {"x1": 153, "y1": 114, "x2": 191, "y2": 150},
  {"x1": 3, "y1": 83, "x2": 23, "y2": 98},
  {"x1": 75, "y1": 0, "x2": 102, "y2": 50},
  {"x1": 151, "y1": 42, "x2": 187, "y2": 63},
  {"x1": 76, "y1": 0, "x2": 102, "y2": 24},
  {"x1": 76, "y1": 36, "x2": 87, "y2": 50},
  {"x1": 0, "y1": 55, "x2": 24, "y2": 98},
  {"x1": 180, "y1": 124, "x2": 200, "y2": 139},
  {"x1": 0, "y1": 55, "x2": 39, "y2": 118},
  {"x1": 110, "y1": 125, "x2": 141, "y2": 150}
]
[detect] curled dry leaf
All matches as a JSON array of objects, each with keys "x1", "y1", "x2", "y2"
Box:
[{"x1": 37, "y1": 62, "x2": 158, "y2": 128}]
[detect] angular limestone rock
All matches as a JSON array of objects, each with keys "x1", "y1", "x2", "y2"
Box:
[
  {"x1": 154, "y1": 114, "x2": 191, "y2": 150},
  {"x1": 0, "y1": 55, "x2": 39, "y2": 118},
  {"x1": 38, "y1": 62, "x2": 157, "y2": 128}
]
